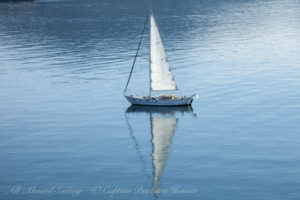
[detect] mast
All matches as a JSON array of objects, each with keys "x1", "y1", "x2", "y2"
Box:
[{"x1": 149, "y1": 10, "x2": 152, "y2": 97}]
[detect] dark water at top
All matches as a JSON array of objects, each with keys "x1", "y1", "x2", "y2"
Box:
[{"x1": 0, "y1": 0, "x2": 300, "y2": 199}]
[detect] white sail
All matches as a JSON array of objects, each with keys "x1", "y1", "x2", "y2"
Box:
[
  {"x1": 150, "y1": 13, "x2": 177, "y2": 91},
  {"x1": 151, "y1": 117, "x2": 177, "y2": 187}
]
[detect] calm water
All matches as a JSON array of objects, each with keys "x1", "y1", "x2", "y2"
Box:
[{"x1": 1, "y1": 0, "x2": 300, "y2": 199}]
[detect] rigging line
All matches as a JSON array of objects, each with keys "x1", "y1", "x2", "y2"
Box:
[{"x1": 124, "y1": 15, "x2": 149, "y2": 94}]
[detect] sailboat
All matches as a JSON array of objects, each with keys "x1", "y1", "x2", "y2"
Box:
[{"x1": 124, "y1": 11, "x2": 197, "y2": 106}]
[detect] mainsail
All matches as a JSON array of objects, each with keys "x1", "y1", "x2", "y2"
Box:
[
  {"x1": 150, "y1": 13, "x2": 177, "y2": 91},
  {"x1": 151, "y1": 117, "x2": 177, "y2": 187}
]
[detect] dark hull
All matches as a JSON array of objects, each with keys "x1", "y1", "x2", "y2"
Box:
[{"x1": 126, "y1": 105, "x2": 194, "y2": 114}]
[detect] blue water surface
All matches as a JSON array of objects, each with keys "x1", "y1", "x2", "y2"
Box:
[{"x1": 0, "y1": 0, "x2": 300, "y2": 199}]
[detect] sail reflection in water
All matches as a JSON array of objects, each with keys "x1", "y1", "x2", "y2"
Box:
[{"x1": 126, "y1": 106, "x2": 195, "y2": 197}]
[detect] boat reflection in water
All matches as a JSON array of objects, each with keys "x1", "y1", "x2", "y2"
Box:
[{"x1": 125, "y1": 105, "x2": 196, "y2": 198}]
